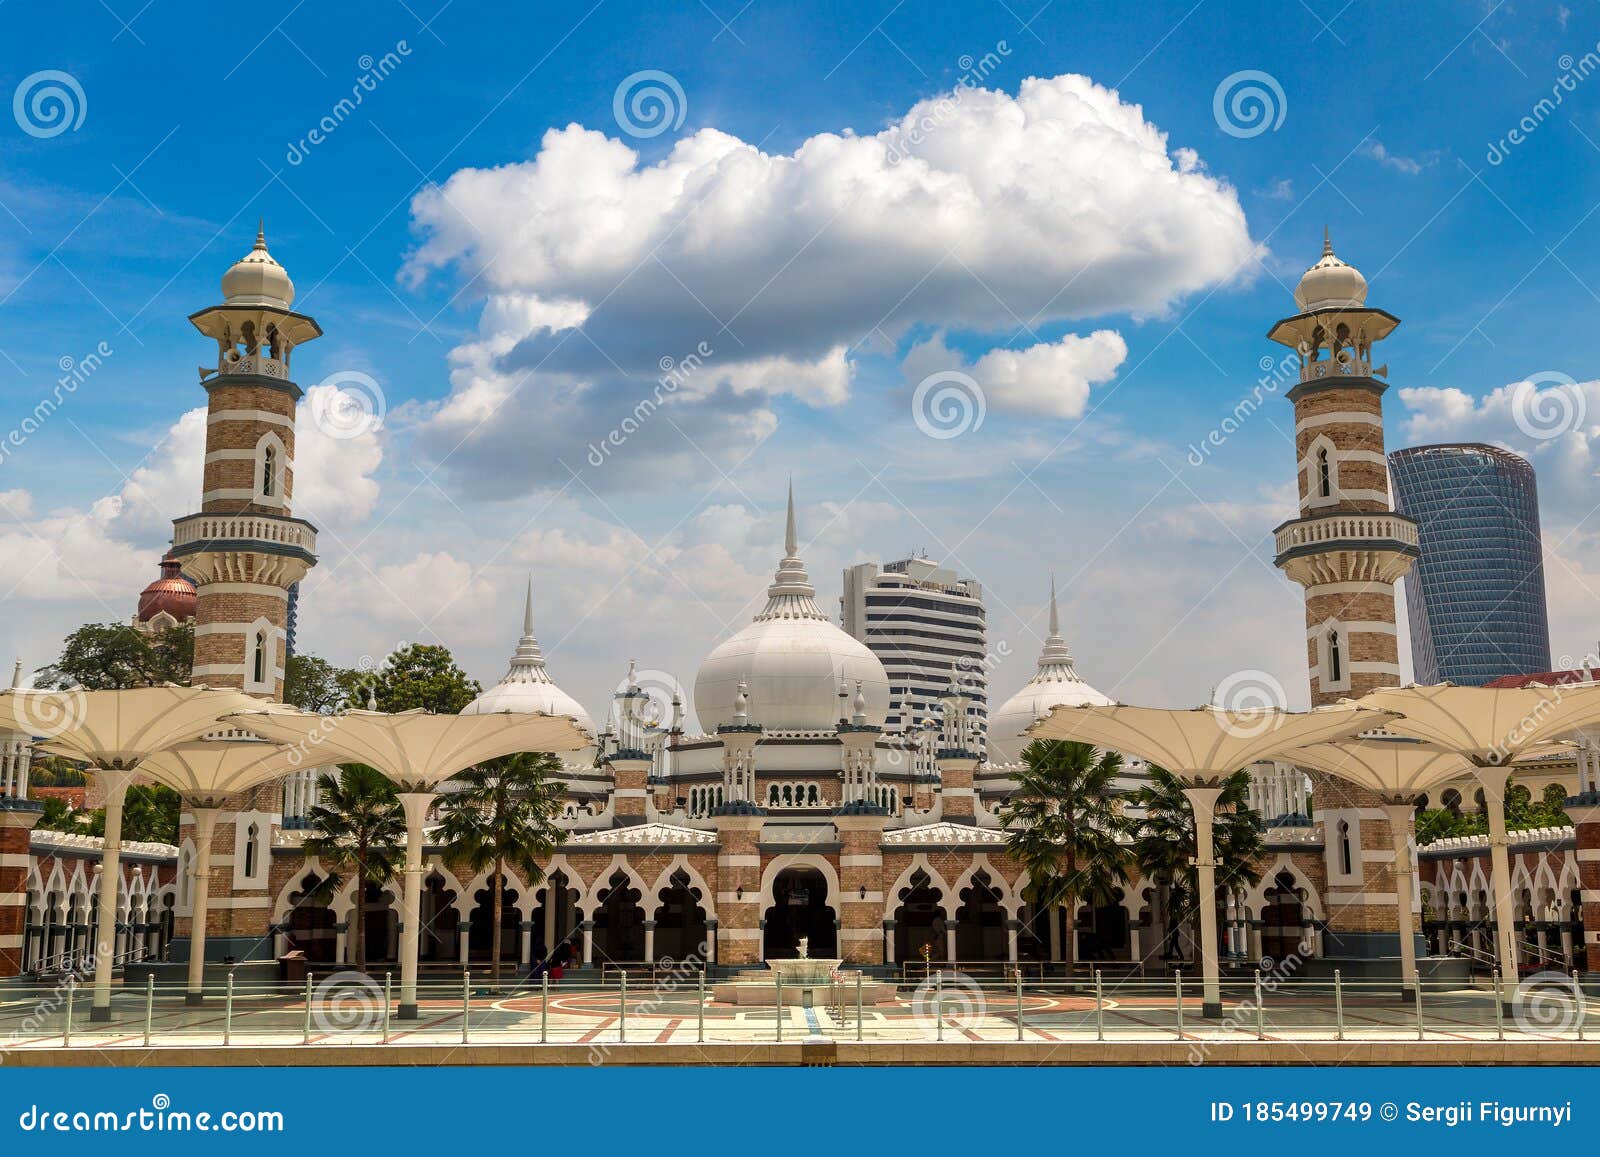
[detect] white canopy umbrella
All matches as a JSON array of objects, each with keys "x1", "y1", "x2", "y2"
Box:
[
  {"x1": 22, "y1": 686, "x2": 266, "y2": 1019},
  {"x1": 1029, "y1": 701, "x2": 1395, "y2": 1016},
  {"x1": 138, "y1": 740, "x2": 311, "y2": 1002},
  {"x1": 1358, "y1": 683, "x2": 1600, "y2": 1003},
  {"x1": 226, "y1": 707, "x2": 593, "y2": 1017},
  {"x1": 1288, "y1": 739, "x2": 1477, "y2": 995}
]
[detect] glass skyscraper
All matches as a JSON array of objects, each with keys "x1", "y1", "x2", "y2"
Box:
[{"x1": 1388, "y1": 443, "x2": 1551, "y2": 685}]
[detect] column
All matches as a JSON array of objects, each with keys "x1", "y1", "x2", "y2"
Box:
[
  {"x1": 90, "y1": 771, "x2": 134, "y2": 1021},
  {"x1": 944, "y1": 919, "x2": 958, "y2": 964},
  {"x1": 185, "y1": 807, "x2": 219, "y2": 1005},
  {"x1": 0, "y1": 799, "x2": 43, "y2": 978},
  {"x1": 1128, "y1": 923, "x2": 1141, "y2": 966},
  {"x1": 1184, "y1": 784, "x2": 1224, "y2": 1018},
  {"x1": 1047, "y1": 908, "x2": 1061, "y2": 963},
  {"x1": 581, "y1": 919, "x2": 594, "y2": 966},
  {"x1": 397, "y1": 791, "x2": 434, "y2": 1019},
  {"x1": 1006, "y1": 918, "x2": 1020, "y2": 964},
  {"x1": 543, "y1": 884, "x2": 558, "y2": 954},
  {"x1": 519, "y1": 920, "x2": 532, "y2": 967},
  {"x1": 643, "y1": 920, "x2": 656, "y2": 964},
  {"x1": 333, "y1": 922, "x2": 348, "y2": 966},
  {"x1": 1479, "y1": 773, "x2": 1520, "y2": 1007},
  {"x1": 1383, "y1": 802, "x2": 1421, "y2": 998},
  {"x1": 704, "y1": 918, "x2": 718, "y2": 965},
  {"x1": 883, "y1": 920, "x2": 896, "y2": 965},
  {"x1": 457, "y1": 919, "x2": 470, "y2": 967}
]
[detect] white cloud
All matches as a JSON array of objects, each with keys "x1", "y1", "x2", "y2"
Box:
[
  {"x1": 902, "y1": 329, "x2": 1127, "y2": 419},
  {"x1": 405, "y1": 72, "x2": 1260, "y2": 494}
]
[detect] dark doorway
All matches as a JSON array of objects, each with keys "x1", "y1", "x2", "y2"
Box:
[
  {"x1": 653, "y1": 869, "x2": 710, "y2": 962},
  {"x1": 763, "y1": 867, "x2": 837, "y2": 959},
  {"x1": 892, "y1": 869, "x2": 947, "y2": 964},
  {"x1": 592, "y1": 871, "x2": 646, "y2": 962}
]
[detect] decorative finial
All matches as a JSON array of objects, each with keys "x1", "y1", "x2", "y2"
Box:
[
  {"x1": 522, "y1": 575, "x2": 535, "y2": 637},
  {"x1": 1322, "y1": 225, "x2": 1332, "y2": 257},
  {"x1": 10, "y1": 659, "x2": 21, "y2": 690},
  {"x1": 785, "y1": 477, "x2": 797, "y2": 558},
  {"x1": 1049, "y1": 574, "x2": 1059, "y2": 638},
  {"x1": 853, "y1": 679, "x2": 867, "y2": 724},
  {"x1": 256, "y1": 218, "x2": 267, "y2": 249},
  {"x1": 734, "y1": 677, "x2": 750, "y2": 721}
]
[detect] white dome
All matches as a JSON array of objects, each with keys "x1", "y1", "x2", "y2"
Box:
[
  {"x1": 463, "y1": 580, "x2": 595, "y2": 740},
  {"x1": 694, "y1": 487, "x2": 889, "y2": 731},
  {"x1": 221, "y1": 224, "x2": 295, "y2": 307},
  {"x1": 987, "y1": 582, "x2": 1112, "y2": 765},
  {"x1": 1294, "y1": 230, "x2": 1367, "y2": 312}
]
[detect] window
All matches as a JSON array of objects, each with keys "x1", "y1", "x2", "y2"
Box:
[
  {"x1": 262, "y1": 444, "x2": 278, "y2": 497},
  {"x1": 1327, "y1": 629, "x2": 1342, "y2": 683},
  {"x1": 252, "y1": 630, "x2": 268, "y2": 685},
  {"x1": 1338, "y1": 821, "x2": 1352, "y2": 876},
  {"x1": 243, "y1": 823, "x2": 259, "y2": 878},
  {"x1": 1316, "y1": 446, "x2": 1331, "y2": 498}
]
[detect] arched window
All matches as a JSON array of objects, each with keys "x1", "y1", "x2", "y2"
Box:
[
  {"x1": 243, "y1": 823, "x2": 260, "y2": 879},
  {"x1": 252, "y1": 629, "x2": 268, "y2": 685},
  {"x1": 1338, "y1": 820, "x2": 1352, "y2": 876},
  {"x1": 1327, "y1": 628, "x2": 1342, "y2": 683},
  {"x1": 261, "y1": 444, "x2": 278, "y2": 497},
  {"x1": 1316, "y1": 446, "x2": 1331, "y2": 498}
]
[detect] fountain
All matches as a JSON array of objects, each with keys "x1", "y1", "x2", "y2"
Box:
[{"x1": 711, "y1": 936, "x2": 897, "y2": 1007}]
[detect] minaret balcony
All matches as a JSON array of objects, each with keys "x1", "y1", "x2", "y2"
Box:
[
  {"x1": 217, "y1": 352, "x2": 290, "y2": 380},
  {"x1": 170, "y1": 511, "x2": 318, "y2": 565},
  {"x1": 1273, "y1": 511, "x2": 1419, "y2": 585}
]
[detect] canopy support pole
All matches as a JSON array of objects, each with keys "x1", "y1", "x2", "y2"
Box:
[
  {"x1": 398, "y1": 791, "x2": 436, "y2": 1020},
  {"x1": 1183, "y1": 784, "x2": 1224, "y2": 1018}
]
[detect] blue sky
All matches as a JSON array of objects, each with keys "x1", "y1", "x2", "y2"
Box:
[{"x1": 1, "y1": 0, "x2": 1597, "y2": 726}]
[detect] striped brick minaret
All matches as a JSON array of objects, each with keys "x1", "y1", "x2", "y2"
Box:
[
  {"x1": 1270, "y1": 231, "x2": 1420, "y2": 960},
  {"x1": 167, "y1": 226, "x2": 321, "y2": 964}
]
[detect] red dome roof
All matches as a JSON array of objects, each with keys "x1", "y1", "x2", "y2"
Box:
[{"x1": 137, "y1": 554, "x2": 196, "y2": 625}]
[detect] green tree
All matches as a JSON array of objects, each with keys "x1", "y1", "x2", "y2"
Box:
[
  {"x1": 82, "y1": 784, "x2": 181, "y2": 845},
  {"x1": 340, "y1": 644, "x2": 481, "y2": 714},
  {"x1": 1131, "y1": 766, "x2": 1264, "y2": 961},
  {"x1": 35, "y1": 622, "x2": 193, "y2": 689},
  {"x1": 436, "y1": 752, "x2": 567, "y2": 989},
  {"x1": 998, "y1": 739, "x2": 1131, "y2": 972},
  {"x1": 30, "y1": 795, "x2": 79, "y2": 832},
  {"x1": 284, "y1": 653, "x2": 348, "y2": 713},
  {"x1": 302, "y1": 765, "x2": 406, "y2": 973},
  {"x1": 28, "y1": 756, "x2": 87, "y2": 787}
]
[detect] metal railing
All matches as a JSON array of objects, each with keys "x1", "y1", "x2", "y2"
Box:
[{"x1": 1, "y1": 968, "x2": 1592, "y2": 1054}]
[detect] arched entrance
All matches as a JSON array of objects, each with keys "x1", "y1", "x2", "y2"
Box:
[
  {"x1": 653, "y1": 869, "x2": 710, "y2": 962},
  {"x1": 284, "y1": 872, "x2": 338, "y2": 964},
  {"x1": 1261, "y1": 871, "x2": 1307, "y2": 962},
  {"x1": 892, "y1": 869, "x2": 946, "y2": 964},
  {"x1": 955, "y1": 871, "x2": 1007, "y2": 961},
  {"x1": 531, "y1": 870, "x2": 579, "y2": 962},
  {"x1": 592, "y1": 870, "x2": 646, "y2": 963},
  {"x1": 419, "y1": 873, "x2": 460, "y2": 963},
  {"x1": 468, "y1": 875, "x2": 521, "y2": 965},
  {"x1": 763, "y1": 867, "x2": 836, "y2": 959},
  {"x1": 1079, "y1": 896, "x2": 1131, "y2": 961}
]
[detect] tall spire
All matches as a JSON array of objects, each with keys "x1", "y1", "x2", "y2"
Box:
[
  {"x1": 1322, "y1": 224, "x2": 1332, "y2": 256},
  {"x1": 1034, "y1": 576, "x2": 1079, "y2": 676},
  {"x1": 500, "y1": 576, "x2": 554, "y2": 684},
  {"x1": 10, "y1": 659, "x2": 21, "y2": 690},
  {"x1": 785, "y1": 477, "x2": 797, "y2": 558},
  {"x1": 758, "y1": 480, "x2": 825, "y2": 621}
]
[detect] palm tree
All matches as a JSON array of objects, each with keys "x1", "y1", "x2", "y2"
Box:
[
  {"x1": 1130, "y1": 765, "x2": 1264, "y2": 962},
  {"x1": 302, "y1": 764, "x2": 406, "y2": 973},
  {"x1": 436, "y1": 751, "x2": 566, "y2": 990},
  {"x1": 999, "y1": 739, "x2": 1131, "y2": 972}
]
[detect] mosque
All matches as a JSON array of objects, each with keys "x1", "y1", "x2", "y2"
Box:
[{"x1": 0, "y1": 228, "x2": 1594, "y2": 985}]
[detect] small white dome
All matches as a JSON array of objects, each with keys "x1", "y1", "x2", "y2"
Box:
[
  {"x1": 987, "y1": 581, "x2": 1112, "y2": 764},
  {"x1": 463, "y1": 580, "x2": 595, "y2": 739},
  {"x1": 694, "y1": 486, "x2": 889, "y2": 731},
  {"x1": 1294, "y1": 229, "x2": 1367, "y2": 312},
  {"x1": 221, "y1": 224, "x2": 295, "y2": 308}
]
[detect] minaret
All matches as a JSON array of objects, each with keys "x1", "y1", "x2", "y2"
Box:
[
  {"x1": 167, "y1": 225, "x2": 321, "y2": 966},
  {"x1": 172, "y1": 223, "x2": 320, "y2": 700},
  {"x1": 1269, "y1": 231, "x2": 1420, "y2": 959}
]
